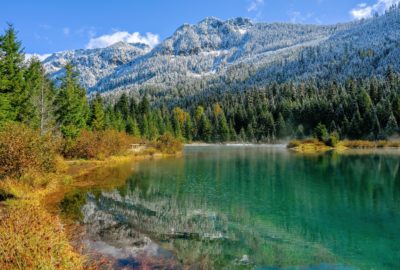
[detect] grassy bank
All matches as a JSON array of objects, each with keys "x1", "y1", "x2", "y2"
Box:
[
  {"x1": 0, "y1": 169, "x2": 86, "y2": 269},
  {"x1": 0, "y1": 123, "x2": 182, "y2": 269},
  {"x1": 288, "y1": 139, "x2": 400, "y2": 153},
  {"x1": 0, "y1": 152, "x2": 182, "y2": 269}
]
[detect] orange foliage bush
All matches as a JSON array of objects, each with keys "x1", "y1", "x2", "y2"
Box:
[
  {"x1": 62, "y1": 129, "x2": 138, "y2": 159},
  {"x1": 0, "y1": 123, "x2": 58, "y2": 178}
]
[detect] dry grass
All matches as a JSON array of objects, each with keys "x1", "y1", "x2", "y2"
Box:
[
  {"x1": 0, "y1": 202, "x2": 84, "y2": 270},
  {"x1": 339, "y1": 140, "x2": 375, "y2": 149},
  {"x1": 289, "y1": 139, "x2": 400, "y2": 153},
  {"x1": 0, "y1": 173, "x2": 61, "y2": 201},
  {"x1": 339, "y1": 140, "x2": 400, "y2": 149},
  {"x1": 62, "y1": 129, "x2": 140, "y2": 160},
  {"x1": 287, "y1": 139, "x2": 332, "y2": 153},
  {"x1": 0, "y1": 124, "x2": 179, "y2": 269}
]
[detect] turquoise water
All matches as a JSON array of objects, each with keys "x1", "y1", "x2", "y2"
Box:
[{"x1": 72, "y1": 146, "x2": 400, "y2": 269}]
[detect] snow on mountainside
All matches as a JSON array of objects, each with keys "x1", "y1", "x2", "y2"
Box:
[
  {"x1": 42, "y1": 9, "x2": 400, "y2": 99},
  {"x1": 43, "y1": 42, "x2": 150, "y2": 89}
]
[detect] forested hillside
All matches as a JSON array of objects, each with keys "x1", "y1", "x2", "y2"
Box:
[{"x1": 42, "y1": 6, "x2": 400, "y2": 103}]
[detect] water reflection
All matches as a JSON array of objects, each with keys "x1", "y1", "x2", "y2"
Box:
[{"x1": 64, "y1": 146, "x2": 400, "y2": 269}]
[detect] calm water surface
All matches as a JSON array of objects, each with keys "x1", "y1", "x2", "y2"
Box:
[{"x1": 64, "y1": 146, "x2": 400, "y2": 270}]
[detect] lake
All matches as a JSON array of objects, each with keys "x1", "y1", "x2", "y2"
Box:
[{"x1": 62, "y1": 145, "x2": 400, "y2": 270}]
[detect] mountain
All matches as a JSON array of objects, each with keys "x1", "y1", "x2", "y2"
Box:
[
  {"x1": 43, "y1": 42, "x2": 150, "y2": 89},
  {"x1": 42, "y1": 8, "x2": 400, "y2": 100}
]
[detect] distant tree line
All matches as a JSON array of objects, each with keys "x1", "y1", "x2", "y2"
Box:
[
  {"x1": 174, "y1": 69, "x2": 400, "y2": 142},
  {"x1": 1, "y1": 24, "x2": 399, "y2": 143}
]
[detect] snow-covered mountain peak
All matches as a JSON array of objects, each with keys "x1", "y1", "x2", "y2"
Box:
[
  {"x1": 108, "y1": 41, "x2": 150, "y2": 52},
  {"x1": 41, "y1": 10, "x2": 400, "y2": 98}
]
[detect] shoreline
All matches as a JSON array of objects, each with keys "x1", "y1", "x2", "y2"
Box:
[
  {"x1": 2, "y1": 141, "x2": 400, "y2": 268},
  {"x1": 0, "y1": 149, "x2": 181, "y2": 269},
  {"x1": 287, "y1": 139, "x2": 400, "y2": 153},
  {"x1": 185, "y1": 142, "x2": 288, "y2": 147}
]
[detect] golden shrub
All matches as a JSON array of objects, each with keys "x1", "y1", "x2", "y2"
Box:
[
  {"x1": 62, "y1": 129, "x2": 138, "y2": 160},
  {"x1": 152, "y1": 133, "x2": 183, "y2": 154},
  {"x1": 0, "y1": 204, "x2": 84, "y2": 270},
  {"x1": 0, "y1": 123, "x2": 58, "y2": 178}
]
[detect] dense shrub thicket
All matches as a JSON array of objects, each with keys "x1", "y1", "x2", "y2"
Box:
[
  {"x1": 0, "y1": 123, "x2": 58, "y2": 178},
  {"x1": 62, "y1": 129, "x2": 137, "y2": 159},
  {"x1": 152, "y1": 133, "x2": 183, "y2": 154}
]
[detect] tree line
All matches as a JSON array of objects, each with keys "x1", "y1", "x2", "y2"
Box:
[{"x1": 70, "y1": 64, "x2": 400, "y2": 143}]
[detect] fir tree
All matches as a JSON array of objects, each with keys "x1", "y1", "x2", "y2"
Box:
[
  {"x1": 385, "y1": 113, "x2": 398, "y2": 136},
  {"x1": 126, "y1": 116, "x2": 141, "y2": 137},
  {"x1": 115, "y1": 93, "x2": 129, "y2": 120},
  {"x1": 198, "y1": 114, "x2": 212, "y2": 142},
  {"x1": 89, "y1": 93, "x2": 105, "y2": 131},
  {"x1": 0, "y1": 24, "x2": 25, "y2": 123},
  {"x1": 276, "y1": 113, "x2": 287, "y2": 138},
  {"x1": 25, "y1": 59, "x2": 55, "y2": 133},
  {"x1": 55, "y1": 64, "x2": 89, "y2": 138}
]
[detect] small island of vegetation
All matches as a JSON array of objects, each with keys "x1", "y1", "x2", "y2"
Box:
[{"x1": 288, "y1": 123, "x2": 400, "y2": 153}]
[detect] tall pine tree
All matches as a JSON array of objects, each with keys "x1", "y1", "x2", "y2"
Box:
[
  {"x1": 0, "y1": 24, "x2": 25, "y2": 125},
  {"x1": 55, "y1": 64, "x2": 89, "y2": 138}
]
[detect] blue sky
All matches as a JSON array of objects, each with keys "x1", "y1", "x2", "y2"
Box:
[{"x1": 0, "y1": 0, "x2": 397, "y2": 55}]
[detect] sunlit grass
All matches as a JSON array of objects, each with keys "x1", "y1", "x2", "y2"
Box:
[
  {"x1": 288, "y1": 139, "x2": 400, "y2": 153},
  {"x1": 0, "y1": 201, "x2": 84, "y2": 270}
]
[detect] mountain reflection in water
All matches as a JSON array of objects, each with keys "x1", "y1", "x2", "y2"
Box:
[{"x1": 63, "y1": 146, "x2": 400, "y2": 269}]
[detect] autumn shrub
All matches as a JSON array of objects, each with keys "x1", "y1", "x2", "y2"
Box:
[
  {"x1": 0, "y1": 123, "x2": 58, "y2": 178},
  {"x1": 0, "y1": 203, "x2": 84, "y2": 270},
  {"x1": 62, "y1": 129, "x2": 137, "y2": 159},
  {"x1": 152, "y1": 133, "x2": 183, "y2": 154}
]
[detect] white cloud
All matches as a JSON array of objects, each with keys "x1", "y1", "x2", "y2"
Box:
[
  {"x1": 351, "y1": 0, "x2": 400, "y2": 19},
  {"x1": 247, "y1": 0, "x2": 264, "y2": 12},
  {"x1": 25, "y1": 53, "x2": 51, "y2": 62},
  {"x1": 63, "y1": 27, "x2": 70, "y2": 36},
  {"x1": 85, "y1": 31, "x2": 160, "y2": 49}
]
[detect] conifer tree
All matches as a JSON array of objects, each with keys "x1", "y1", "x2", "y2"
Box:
[
  {"x1": 115, "y1": 93, "x2": 129, "y2": 120},
  {"x1": 0, "y1": 24, "x2": 25, "y2": 124},
  {"x1": 183, "y1": 115, "x2": 193, "y2": 142},
  {"x1": 198, "y1": 113, "x2": 212, "y2": 142},
  {"x1": 147, "y1": 112, "x2": 159, "y2": 140},
  {"x1": 55, "y1": 64, "x2": 89, "y2": 138},
  {"x1": 276, "y1": 113, "x2": 287, "y2": 138},
  {"x1": 172, "y1": 107, "x2": 184, "y2": 140},
  {"x1": 218, "y1": 112, "x2": 230, "y2": 142},
  {"x1": 25, "y1": 59, "x2": 55, "y2": 133},
  {"x1": 89, "y1": 93, "x2": 105, "y2": 131},
  {"x1": 113, "y1": 111, "x2": 126, "y2": 132},
  {"x1": 349, "y1": 110, "x2": 363, "y2": 139},
  {"x1": 385, "y1": 113, "x2": 398, "y2": 136},
  {"x1": 126, "y1": 116, "x2": 141, "y2": 137}
]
